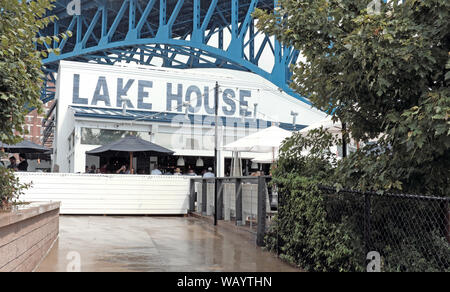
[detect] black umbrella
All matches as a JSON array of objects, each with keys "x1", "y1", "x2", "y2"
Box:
[
  {"x1": 0, "y1": 140, "x2": 51, "y2": 154},
  {"x1": 85, "y1": 135, "x2": 174, "y2": 174}
]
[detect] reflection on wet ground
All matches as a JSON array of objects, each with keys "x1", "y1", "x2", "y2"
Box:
[{"x1": 36, "y1": 216, "x2": 300, "y2": 272}]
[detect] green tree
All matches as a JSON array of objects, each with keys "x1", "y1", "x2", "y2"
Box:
[
  {"x1": 0, "y1": 0, "x2": 68, "y2": 207},
  {"x1": 254, "y1": 0, "x2": 450, "y2": 196}
]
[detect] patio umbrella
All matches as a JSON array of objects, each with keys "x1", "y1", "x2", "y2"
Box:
[
  {"x1": 85, "y1": 135, "x2": 174, "y2": 174},
  {"x1": 223, "y1": 126, "x2": 292, "y2": 164},
  {"x1": 0, "y1": 140, "x2": 51, "y2": 154},
  {"x1": 222, "y1": 126, "x2": 292, "y2": 153},
  {"x1": 299, "y1": 116, "x2": 342, "y2": 135}
]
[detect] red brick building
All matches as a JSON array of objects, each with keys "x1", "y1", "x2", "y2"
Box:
[{"x1": 20, "y1": 100, "x2": 55, "y2": 148}]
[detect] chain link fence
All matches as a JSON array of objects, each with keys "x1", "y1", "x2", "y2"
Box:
[{"x1": 319, "y1": 186, "x2": 450, "y2": 272}]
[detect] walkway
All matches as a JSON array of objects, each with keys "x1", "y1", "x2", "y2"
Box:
[{"x1": 36, "y1": 216, "x2": 299, "y2": 272}]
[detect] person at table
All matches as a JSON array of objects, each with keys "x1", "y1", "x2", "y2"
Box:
[
  {"x1": 7, "y1": 156, "x2": 18, "y2": 171},
  {"x1": 116, "y1": 165, "x2": 130, "y2": 174},
  {"x1": 186, "y1": 169, "x2": 197, "y2": 176},
  {"x1": 88, "y1": 165, "x2": 97, "y2": 174},
  {"x1": 203, "y1": 167, "x2": 215, "y2": 178},
  {"x1": 174, "y1": 168, "x2": 182, "y2": 176},
  {"x1": 99, "y1": 163, "x2": 108, "y2": 174},
  {"x1": 151, "y1": 165, "x2": 162, "y2": 175},
  {"x1": 17, "y1": 153, "x2": 28, "y2": 172}
]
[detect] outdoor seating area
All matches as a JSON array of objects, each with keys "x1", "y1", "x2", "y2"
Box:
[
  {"x1": 1, "y1": 0, "x2": 448, "y2": 275},
  {"x1": 0, "y1": 140, "x2": 52, "y2": 172}
]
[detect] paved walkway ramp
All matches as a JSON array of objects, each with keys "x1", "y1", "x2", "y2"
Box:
[{"x1": 36, "y1": 216, "x2": 298, "y2": 272}]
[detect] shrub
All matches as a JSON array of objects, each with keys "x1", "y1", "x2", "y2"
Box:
[{"x1": 0, "y1": 167, "x2": 30, "y2": 210}]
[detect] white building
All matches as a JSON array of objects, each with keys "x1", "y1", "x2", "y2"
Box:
[{"x1": 53, "y1": 61, "x2": 326, "y2": 175}]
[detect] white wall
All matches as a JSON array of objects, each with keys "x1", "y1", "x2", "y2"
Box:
[
  {"x1": 53, "y1": 61, "x2": 327, "y2": 173},
  {"x1": 17, "y1": 173, "x2": 191, "y2": 215}
]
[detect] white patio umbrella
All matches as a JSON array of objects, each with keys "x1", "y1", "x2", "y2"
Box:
[
  {"x1": 250, "y1": 149, "x2": 310, "y2": 164},
  {"x1": 299, "y1": 116, "x2": 342, "y2": 135},
  {"x1": 223, "y1": 126, "x2": 293, "y2": 164},
  {"x1": 223, "y1": 126, "x2": 292, "y2": 153},
  {"x1": 251, "y1": 152, "x2": 279, "y2": 164}
]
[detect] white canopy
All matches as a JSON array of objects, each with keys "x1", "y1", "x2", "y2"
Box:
[
  {"x1": 222, "y1": 126, "x2": 293, "y2": 153},
  {"x1": 299, "y1": 116, "x2": 342, "y2": 135},
  {"x1": 250, "y1": 149, "x2": 309, "y2": 164},
  {"x1": 250, "y1": 152, "x2": 279, "y2": 164}
]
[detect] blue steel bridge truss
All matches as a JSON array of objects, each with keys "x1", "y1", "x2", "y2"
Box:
[{"x1": 40, "y1": 0, "x2": 306, "y2": 105}]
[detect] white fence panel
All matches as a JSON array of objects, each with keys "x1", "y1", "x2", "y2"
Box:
[{"x1": 16, "y1": 173, "x2": 191, "y2": 215}]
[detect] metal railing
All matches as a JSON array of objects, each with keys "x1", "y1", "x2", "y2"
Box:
[{"x1": 189, "y1": 176, "x2": 273, "y2": 247}]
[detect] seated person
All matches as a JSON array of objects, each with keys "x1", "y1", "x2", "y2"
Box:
[
  {"x1": 89, "y1": 165, "x2": 97, "y2": 174},
  {"x1": 203, "y1": 167, "x2": 215, "y2": 178},
  {"x1": 17, "y1": 154, "x2": 28, "y2": 172},
  {"x1": 151, "y1": 165, "x2": 162, "y2": 175},
  {"x1": 116, "y1": 165, "x2": 130, "y2": 174},
  {"x1": 173, "y1": 168, "x2": 182, "y2": 176},
  {"x1": 187, "y1": 169, "x2": 197, "y2": 176},
  {"x1": 7, "y1": 156, "x2": 17, "y2": 171}
]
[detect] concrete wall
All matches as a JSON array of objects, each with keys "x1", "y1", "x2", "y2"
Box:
[
  {"x1": 17, "y1": 173, "x2": 191, "y2": 215},
  {"x1": 0, "y1": 202, "x2": 60, "y2": 272}
]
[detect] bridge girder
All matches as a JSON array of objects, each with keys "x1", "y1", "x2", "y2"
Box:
[{"x1": 40, "y1": 0, "x2": 308, "y2": 105}]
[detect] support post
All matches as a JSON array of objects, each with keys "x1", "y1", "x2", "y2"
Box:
[
  {"x1": 189, "y1": 179, "x2": 196, "y2": 212},
  {"x1": 217, "y1": 179, "x2": 224, "y2": 220},
  {"x1": 342, "y1": 122, "x2": 347, "y2": 158},
  {"x1": 256, "y1": 176, "x2": 267, "y2": 247},
  {"x1": 202, "y1": 179, "x2": 207, "y2": 215},
  {"x1": 235, "y1": 178, "x2": 243, "y2": 225},
  {"x1": 213, "y1": 82, "x2": 219, "y2": 225},
  {"x1": 214, "y1": 178, "x2": 218, "y2": 225}
]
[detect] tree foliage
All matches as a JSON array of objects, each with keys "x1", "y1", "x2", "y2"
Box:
[
  {"x1": 0, "y1": 0, "x2": 65, "y2": 144},
  {"x1": 256, "y1": 0, "x2": 450, "y2": 271},
  {"x1": 0, "y1": 0, "x2": 66, "y2": 208},
  {"x1": 254, "y1": 0, "x2": 450, "y2": 196}
]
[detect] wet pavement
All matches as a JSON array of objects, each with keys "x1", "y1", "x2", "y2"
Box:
[{"x1": 36, "y1": 216, "x2": 300, "y2": 272}]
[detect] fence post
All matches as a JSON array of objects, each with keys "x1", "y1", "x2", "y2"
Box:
[
  {"x1": 442, "y1": 200, "x2": 450, "y2": 244},
  {"x1": 217, "y1": 179, "x2": 224, "y2": 220},
  {"x1": 235, "y1": 178, "x2": 243, "y2": 226},
  {"x1": 277, "y1": 183, "x2": 281, "y2": 255},
  {"x1": 189, "y1": 179, "x2": 196, "y2": 213},
  {"x1": 364, "y1": 193, "x2": 372, "y2": 254},
  {"x1": 202, "y1": 179, "x2": 207, "y2": 215},
  {"x1": 214, "y1": 178, "x2": 218, "y2": 225},
  {"x1": 256, "y1": 176, "x2": 267, "y2": 247},
  {"x1": 447, "y1": 201, "x2": 450, "y2": 244}
]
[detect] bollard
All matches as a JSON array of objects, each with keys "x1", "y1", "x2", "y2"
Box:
[{"x1": 256, "y1": 176, "x2": 267, "y2": 247}]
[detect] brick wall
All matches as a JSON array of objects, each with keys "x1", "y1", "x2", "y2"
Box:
[{"x1": 0, "y1": 202, "x2": 60, "y2": 272}]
